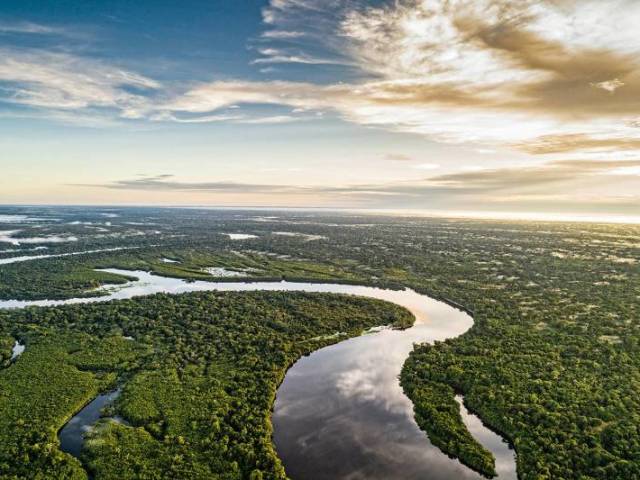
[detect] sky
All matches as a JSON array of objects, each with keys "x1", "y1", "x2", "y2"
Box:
[{"x1": 1, "y1": 0, "x2": 639, "y2": 221}]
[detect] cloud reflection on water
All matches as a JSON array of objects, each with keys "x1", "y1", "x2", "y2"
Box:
[{"x1": 273, "y1": 290, "x2": 517, "y2": 480}]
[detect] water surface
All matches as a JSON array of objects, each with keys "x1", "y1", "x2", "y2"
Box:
[
  {"x1": 0, "y1": 247, "x2": 133, "y2": 265},
  {"x1": 59, "y1": 390, "x2": 121, "y2": 458},
  {"x1": 10, "y1": 341, "x2": 25, "y2": 360},
  {"x1": 271, "y1": 289, "x2": 516, "y2": 480},
  {"x1": 225, "y1": 233, "x2": 258, "y2": 240}
]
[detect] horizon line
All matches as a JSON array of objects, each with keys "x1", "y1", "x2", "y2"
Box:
[{"x1": 1, "y1": 204, "x2": 639, "y2": 225}]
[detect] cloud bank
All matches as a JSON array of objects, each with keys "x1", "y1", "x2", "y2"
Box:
[
  {"x1": 4, "y1": 3, "x2": 640, "y2": 157},
  {"x1": 158, "y1": 0, "x2": 640, "y2": 158},
  {"x1": 83, "y1": 160, "x2": 640, "y2": 215}
]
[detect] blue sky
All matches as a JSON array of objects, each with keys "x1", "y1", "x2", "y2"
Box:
[
  {"x1": 0, "y1": 1, "x2": 262, "y2": 77},
  {"x1": 1, "y1": 0, "x2": 639, "y2": 221}
]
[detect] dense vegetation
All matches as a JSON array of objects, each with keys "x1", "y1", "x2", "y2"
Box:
[
  {"x1": 0, "y1": 289, "x2": 412, "y2": 479},
  {"x1": 402, "y1": 378, "x2": 496, "y2": 477},
  {"x1": 0, "y1": 333, "x2": 144, "y2": 478},
  {"x1": 0, "y1": 335, "x2": 14, "y2": 366},
  {"x1": 0, "y1": 206, "x2": 639, "y2": 479}
]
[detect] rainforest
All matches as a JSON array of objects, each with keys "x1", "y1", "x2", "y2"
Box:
[{"x1": 0, "y1": 206, "x2": 638, "y2": 479}]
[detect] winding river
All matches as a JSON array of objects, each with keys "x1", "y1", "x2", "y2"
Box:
[{"x1": 0, "y1": 268, "x2": 517, "y2": 479}]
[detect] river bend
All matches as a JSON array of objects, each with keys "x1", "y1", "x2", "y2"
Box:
[{"x1": 0, "y1": 269, "x2": 516, "y2": 479}]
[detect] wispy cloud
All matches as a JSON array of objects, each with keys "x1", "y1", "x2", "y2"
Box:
[
  {"x1": 0, "y1": 21, "x2": 68, "y2": 36},
  {"x1": 75, "y1": 175, "x2": 303, "y2": 194},
  {"x1": 261, "y1": 30, "x2": 306, "y2": 39},
  {"x1": 238, "y1": 114, "x2": 303, "y2": 124},
  {"x1": 0, "y1": 48, "x2": 160, "y2": 118},
  {"x1": 252, "y1": 48, "x2": 348, "y2": 65},
  {"x1": 425, "y1": 160, "x2": 640, "y2": 191},
  {"x1": 158, "y1": 80, "x2": 328, "y2": 114},
  {"x1": 513, "y1": 134, "x2": 640, "y2": 155},
  {"x1": 261, "y1": 0, "x2": 347, "y2": 27},
  {"x1": 150, "y1": 109, "x2": 307, "y2": 125},
  {"x1": 78, "y1": 160, "x2": 640, "y2": 215},
  {"x1": 149, "y1": 112, "x2": 244, "y2": 123}
]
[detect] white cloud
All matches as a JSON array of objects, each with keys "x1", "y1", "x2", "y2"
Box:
[
  {"x1": 261, "y1": 30, "x2": 306, "y2": 39},
  {"x1": 159, "y1": 80, "x2": 330, "y2": 114},
  {"x1": 238, "y1": 115, "x2": 302, "y2": 124},
  {"x1": 244, "y1": 0, "x2": 640, "y2": 155},
  {"x1": 0, "y1": 21, "x2": 66, "y2": 35},
  {"x1": 262, "y1": 0, "x2": 339, "y2": 25},
  {"x1": 252, "y1": 48, "x2": 347, "y2": 65},
  {"x1": 157, "y1": 78, "x2": 590, "y2": 147},
  {"x1": 150, "y1": 112, "x2": 245, "y2": 123},
  {"x1": 0, "y1": 48, "x2": 160, "y2": 117},
  {"x1": 591, "y1": 79, "x2": 625, "y2": 93}
]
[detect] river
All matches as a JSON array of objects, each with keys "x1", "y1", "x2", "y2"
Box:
[{"x1": 1, "y1": 268, "x2": 517, "y2": 479}]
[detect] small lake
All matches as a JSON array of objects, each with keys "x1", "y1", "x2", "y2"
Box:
[
  {"x1": 10, "y1": 341, "x2": 24, "y2": 360},
  {"x1": 224, "y1": 233, "x2": 258, "y2": 240},
  {"x1": 0, "y1": 269, "x2": 516, "y2": 479}
]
